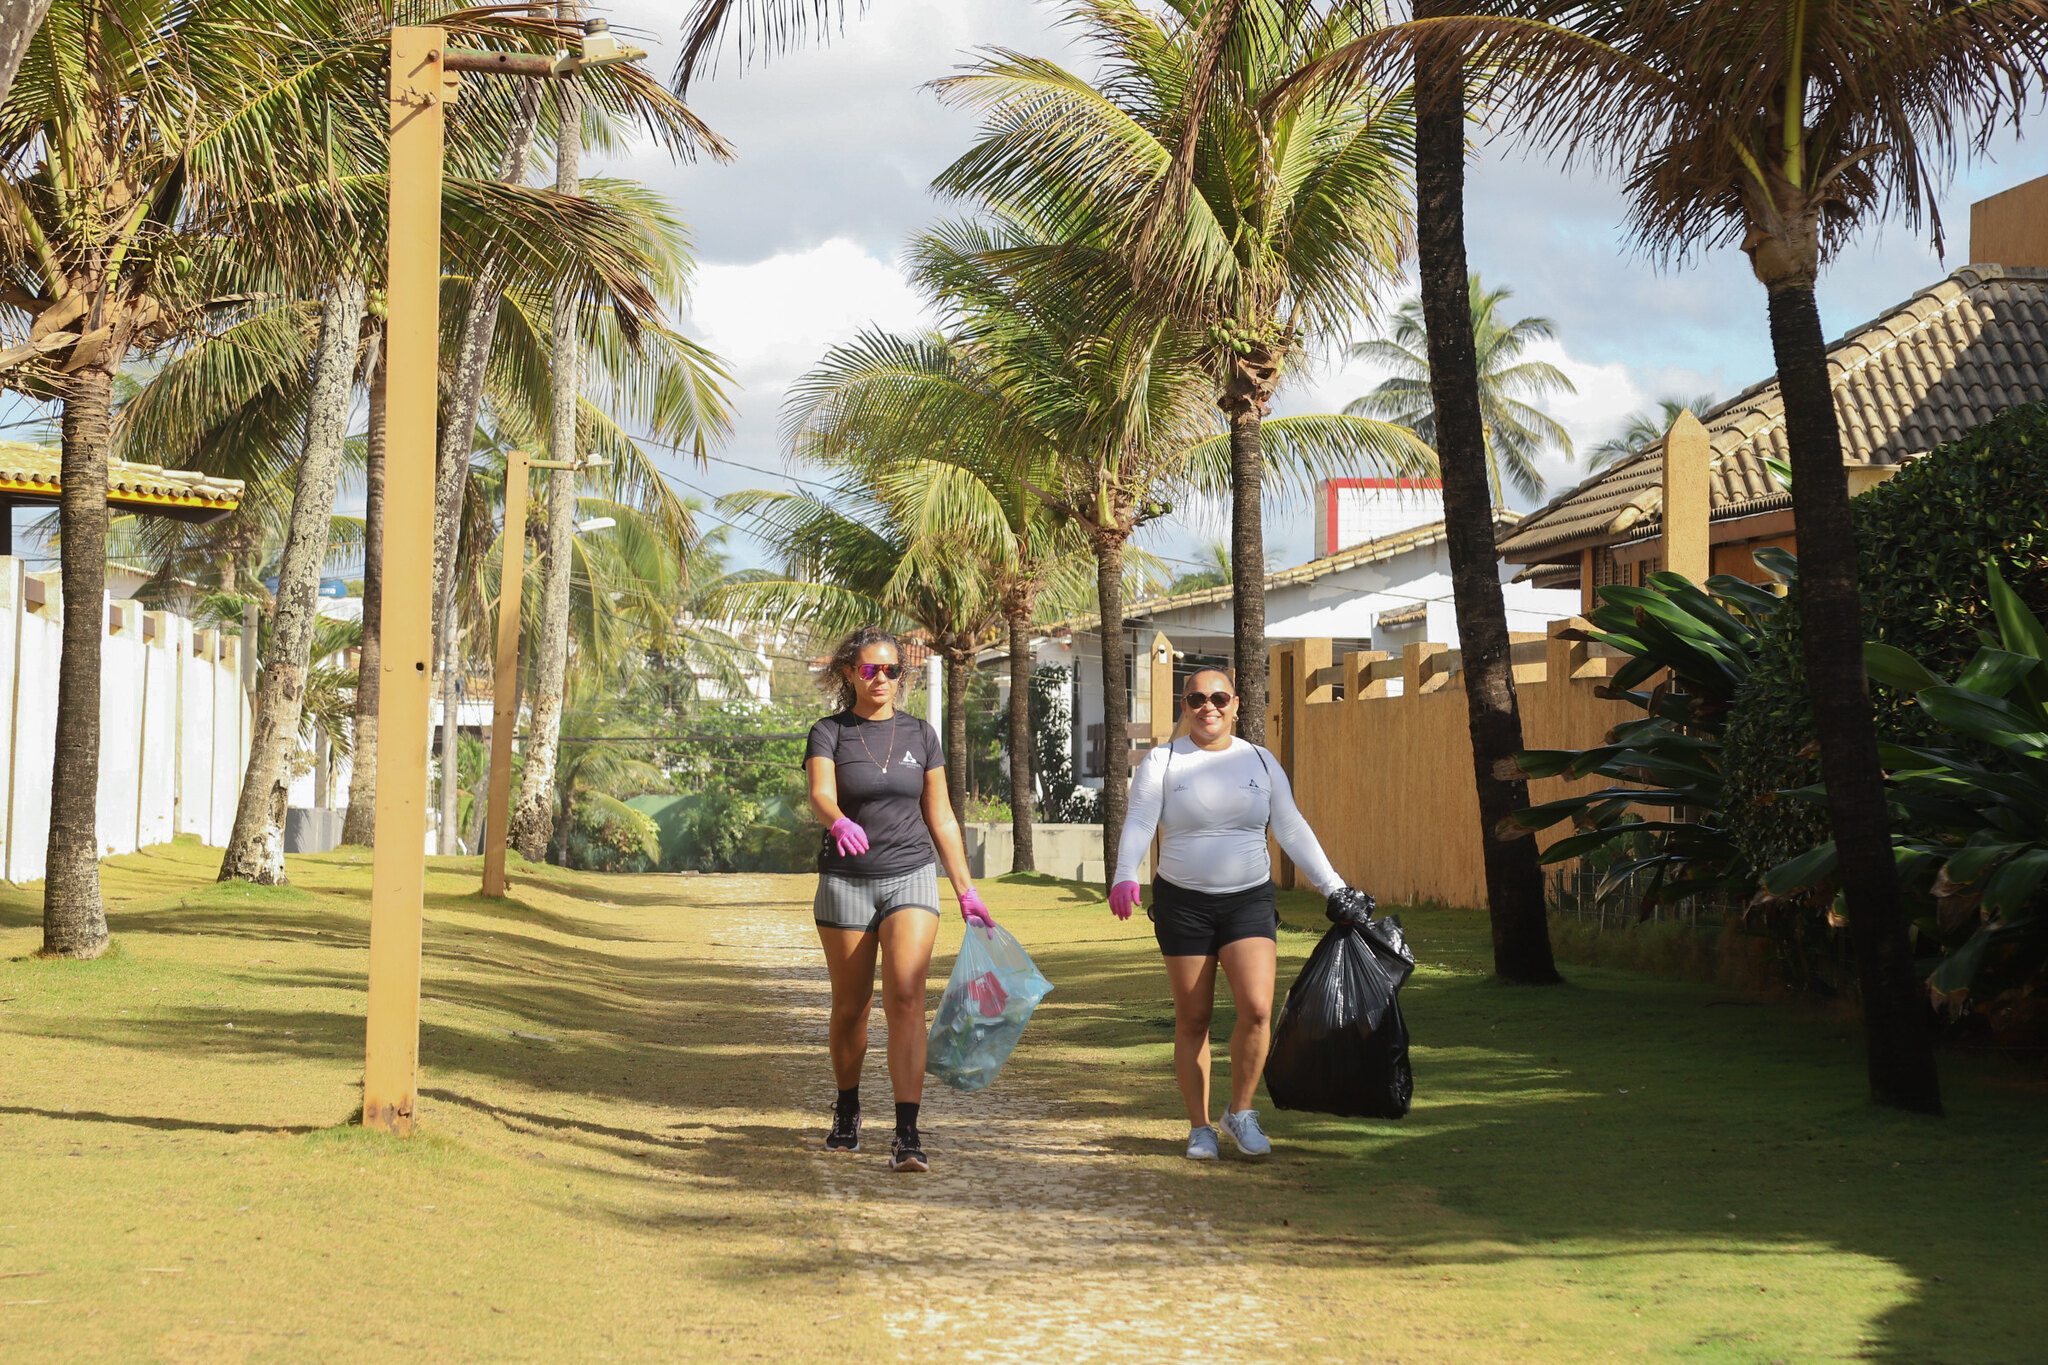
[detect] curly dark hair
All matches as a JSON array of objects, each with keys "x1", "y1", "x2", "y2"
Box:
[{"x1": 820, "y1": 625, "x2": 904, "y2": 712}]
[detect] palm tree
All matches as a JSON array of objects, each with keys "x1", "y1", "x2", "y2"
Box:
[
  {"x1": 1345, "y1": 273, "x2": 1574, "y2": 500},
  {"x1": 341, "y1": 339, "x2": 386, "y2": 846},
  {"x1": 933, "y1": 0, "x2": 1421, "y2": 744},
  {"x1": 1586, "y1": 393, "x2": 1718, "y2": 471},
  {"x1": 1294, "y1": 0, "x2": 2048, "y2": 1106},
  {"x1": 0, "y1": 0, "x2": 360, "y2": 955},
  {"x1": 217, "y1": 281, "x2": 368, "y2": 882},
  {"x1": 116, "y1": 161, "x2": 714, "y2": 881},
  {"x1": 906, "y1": 217, "x2": 1227, "y2": 880},
  {"x1": 1163, "y1": 542, "x2": 1233, "y2": 594},
  {"x1": 785, "y1": 327, "x2": 1099, "y2": 871},
  {"x1": 1256, "y1": 1, "x2": 1566, "y2": 984},
  {"x1": 507, "y1": 91, "x2": 733, "y2": 861},
  {"x1": 0, "y1": 0, "x2": 50, "y2": 111},
  {"x1": 718, "y1": 477, "x2": 1007, "y2": 822}
]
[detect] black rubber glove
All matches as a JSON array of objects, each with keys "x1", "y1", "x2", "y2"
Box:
[{"x1": 1326, "y1": 887, "x2": 1377, "y2": 925}]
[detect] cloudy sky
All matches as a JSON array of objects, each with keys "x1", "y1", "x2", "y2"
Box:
[{"x1": 603, "y1": 0, "x2": 2048, "y2": 577}]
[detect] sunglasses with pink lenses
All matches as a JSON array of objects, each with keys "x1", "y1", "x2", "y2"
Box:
[{"x1": 855, "y1": 662, "x2": 903, "y2": 681}]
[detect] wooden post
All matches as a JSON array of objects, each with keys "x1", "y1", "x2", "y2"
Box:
[
  {"x1": 1271, "y1": 643, "x2": 1297, "y2": 888},
  {"x1": 363, "y1": 26, "x2": 447, "y2": 1138},
  {"x1": 1300, "y1": 637, "x2": 1334, "y2": 705},
  {"x1": 1663, "y1": 410, "x2": 1712, "y2": 583},
  {"x1": 1148, "y1": 630, "x2": 1174, "y2": 741},
  {"x1": 481, "y1": 449, "x2": 527, "y2": 898}
]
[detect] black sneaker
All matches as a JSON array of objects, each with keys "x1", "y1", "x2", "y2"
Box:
[
  {"x1": 888, "y1": 1128, "x2": 928, "y2": 1173},
  {"x1": 826, "y1": 1109, "x2": 861, "y2": 1152}
]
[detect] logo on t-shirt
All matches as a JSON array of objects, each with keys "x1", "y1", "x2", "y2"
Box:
[{"x1": 903, "y1": 750, "x2": 917, "y2": 766}]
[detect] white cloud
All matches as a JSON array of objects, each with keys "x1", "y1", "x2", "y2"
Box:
[
  {"x1": 583, "y1": 0, "x2": 2048, "y2": 571},
  {"x1": 686, "y1": 238, "x2": 930, "y2": 388}
]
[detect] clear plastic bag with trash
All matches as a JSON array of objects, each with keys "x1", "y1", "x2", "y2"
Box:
[
  {"x1": 1262, "y1": 887, "x2": 1415, "y2": 1119},
  {"x1": 926, "y1": 923, "x2": 1054, "y2": 1092}
]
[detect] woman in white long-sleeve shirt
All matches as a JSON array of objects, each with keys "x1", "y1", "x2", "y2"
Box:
[{"x1": 1109, "y1": 668, "x2": 1350, "y2": 1161}]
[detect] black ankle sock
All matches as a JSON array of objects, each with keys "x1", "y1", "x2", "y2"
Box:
[
  {"x1": 894, "y1": 1101, "x2": 920, "y2": 1135},
  {"x1": 835, "y1": 1087, "x2": 859, "y2": 1119}
]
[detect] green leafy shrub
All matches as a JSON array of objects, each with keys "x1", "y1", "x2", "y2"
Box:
[
  {"x1": 1515, "y1": 569, "x2": 1786, "y2": 904},
  {"x1": 568, "y1": 793, "x2": 664, "y2": 873},
  {"x1": 1723, "y1": 401, "x2": 2048, "y2": 880},
  {"x1": 629, "y1": 789, "x2": 818, "y2": 874},
  {"x1": 1764, "y1": 564, "x2": 2048, "y2": 1037},
  {"x1": 1030, "y1": 664, "x2": 1097, "y2": 821}
]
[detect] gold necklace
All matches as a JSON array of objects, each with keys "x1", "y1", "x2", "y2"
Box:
[{"x1": 851, "y1": 713, "x2": 896, "y2": 773}]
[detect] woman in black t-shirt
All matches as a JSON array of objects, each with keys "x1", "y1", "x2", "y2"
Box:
[{"x1": 804, "y1": 625, "x2": 996, "y2": 1173}]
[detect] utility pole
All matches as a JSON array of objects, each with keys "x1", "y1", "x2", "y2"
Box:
[{"x1": 363, "y1": 22, "x2": 644, "y2": 1138}]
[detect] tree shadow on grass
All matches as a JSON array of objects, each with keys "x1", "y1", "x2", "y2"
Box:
[
  {"x1": 28, "y1": 857, "x2": 2041, "y2": 1363},
  {"x1": 0, "y1": 1103, "x2": 327, "y2": 1136}
]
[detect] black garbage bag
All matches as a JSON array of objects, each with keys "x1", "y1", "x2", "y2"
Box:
[{"x1": 1263, "y1": 888, "x2": 1415, "y2": 1119}]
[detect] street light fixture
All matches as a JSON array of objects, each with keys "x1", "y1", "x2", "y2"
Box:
[{"x1": 365, "y1": 21, "x2": 646, "y2": 1138}]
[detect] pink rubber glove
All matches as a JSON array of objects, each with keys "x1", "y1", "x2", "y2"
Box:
[
  {"x1": 1110, "y1": 881, "x2": 1142, "y2": 921},
  {"x1": 959, "y1": 886, "x2": 996, "y2": 937},
  {"x1": 828, "y1": 817, "x2": 869, "y2": 858}
]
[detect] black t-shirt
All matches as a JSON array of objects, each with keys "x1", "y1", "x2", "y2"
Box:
[{"x1": 804, "y1": 711, "x2": 944, "y2": 877}]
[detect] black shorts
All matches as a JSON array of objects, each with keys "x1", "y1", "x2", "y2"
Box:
[{"x1": 1149, "y1": 877, "x2": 1279, "y2": 957}]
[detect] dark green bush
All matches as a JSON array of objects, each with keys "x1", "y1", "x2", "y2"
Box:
[{"x1": 1722, "y1": 401, "x2": 2048, "y2": 879}]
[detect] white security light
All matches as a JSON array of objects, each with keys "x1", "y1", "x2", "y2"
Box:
[{"x1": 575, "y1": 19, "x2": 643, "y2": 70}]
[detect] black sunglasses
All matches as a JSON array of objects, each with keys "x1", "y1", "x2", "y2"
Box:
[
  {"x1": 1184, "y1": 690, "x2": 1235, "y2": 711},
  {"x1": 855, "y1": 662, "x2": 903, "y2": 681}
]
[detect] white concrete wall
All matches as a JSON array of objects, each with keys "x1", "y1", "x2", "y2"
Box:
[{"x1": 0, "y1": 558, "x2": 251, "y2": 882}]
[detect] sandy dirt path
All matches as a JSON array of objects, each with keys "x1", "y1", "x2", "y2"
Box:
[{"x1": 705, "y1": 879, "x2": 1292, "y2": 1365}]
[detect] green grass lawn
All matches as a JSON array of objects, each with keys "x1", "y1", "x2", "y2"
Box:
[{"x1": 1, "y1": 840, "x2": 2041, "y2": 1363}]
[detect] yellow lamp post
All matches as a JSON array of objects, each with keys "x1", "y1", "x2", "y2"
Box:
[
  {"x1": 478, "y1": 448, "x2": 588, "y2": 900},
  {"x1": 365, "y1": 22, "x2": 643, "y2": 1137}
]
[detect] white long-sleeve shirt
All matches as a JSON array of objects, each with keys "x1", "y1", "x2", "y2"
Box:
[{"x1": 1113, "y1": 736, "x2": 1345, "y2": 898}]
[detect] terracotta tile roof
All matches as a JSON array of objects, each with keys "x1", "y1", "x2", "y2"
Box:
[
  {"x1": 1498, "y1": 265, "x2": 2048, "y2": 561},
  {"x1": 0, "y1": 441, "x2": 244, "y2": 519},
  {"x1": 1066, "y1": 512, "x2": 1522, "y2": 631},
  {"x1": 1375, "y1": 601, "x2": 1427, "y2": 629}
]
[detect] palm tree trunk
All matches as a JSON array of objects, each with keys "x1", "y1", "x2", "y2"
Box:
[
  {"x1": 433, "y1": 80, "x2": 541, "y2": 658},
  {"x1": 1007, "y1": 606, "x2": 1035, "y2": 872},
  {"x1": 41, "y1": 365, "x2": 113, "y2": 959},
  {"x1": 946, "y1": 651, "x2": 970, "y2": 828},
  {"x1": 554, "y1": 787, "x2": 573, "y2": 867},
  {"x1": 340, "y1": 347, "x2": 386, "y2": 846},
  {"x1": 1226, "y1": 400, "x2": 1267, "y2": 744},
  {"x1": 509, "y1": 59, "x2": 582, "y2": 862},
  {"x1": 437, "y1": 84, "x2": 540, "y2": 858},
  {"x1": 439, "y1": 652, "x2": 461, "y2": 854},
  {"x1": 1093, "y1": 526, "x2": 1130, "y2": 888},
  {"x1": 466, "y1": 746, "x2": 490, "y2": 851},
  {"x1": 1413, "y1": 42, "x2": 1558, "y2": 984},
  {"x1": 0, "y1": 0, "x2": 52, "y2": 113},
  {"x1": 220, "y1": 282, "x2": 369, "y2": 884},
  {"x1": 1766, "y1": 282, "x2": 1942, "y2": 1115}
]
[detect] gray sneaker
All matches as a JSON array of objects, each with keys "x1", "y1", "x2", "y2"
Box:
[
  {"x1": 1185, "y1": 1125, "x2": 1220, "y2": 1160},
  {"x1": 1220, "y1": 1108, "x2": 1272, "y2": 1157}
]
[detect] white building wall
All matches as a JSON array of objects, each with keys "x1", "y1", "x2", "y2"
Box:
[
  {"x1": 6, "y1": 568, "x2": 62, "y2": 881},
  {"x1": 1061, "y1": 538, "x2": 1583, "y2": 772},
  {"x1": 135, "y1": 612, "x2": 178, "y2": 850},
  {"x1": 96, "y1": 603, "x2": 145, "y2": 859},
  {"x1": 177, "y1": 618, "x2": 218, "y2": 842},
  {"x1": 209, "y1": 646, "x2": 242, "y2": 842},
  {"x1": 0, "y1": 558, "x2": 251, "y2": 882}
]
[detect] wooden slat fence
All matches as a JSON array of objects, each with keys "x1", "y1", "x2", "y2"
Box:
[{"x1": 1264, "y1": 619, "x2": 1638, "y2": 908}]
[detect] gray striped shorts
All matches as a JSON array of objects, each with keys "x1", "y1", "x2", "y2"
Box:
[{"x1": 813, "y1": 864, "x2": 941, "y2": 932}]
